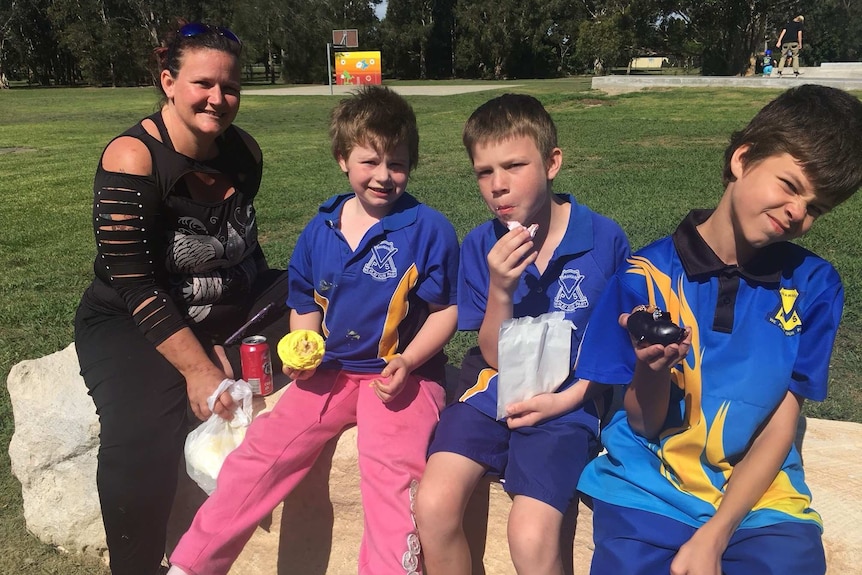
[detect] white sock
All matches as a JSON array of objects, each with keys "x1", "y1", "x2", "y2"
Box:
[{"x1": 167, "y1": 567, "x2": 189, "y2": 575}]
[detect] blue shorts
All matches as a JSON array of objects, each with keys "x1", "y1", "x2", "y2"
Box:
[
  {"x1": 428, "y1": 401, "x2": 599, "y2": 514},
  {"x1": 589, "y1": 499, "x2": 826, "y2": 575}
]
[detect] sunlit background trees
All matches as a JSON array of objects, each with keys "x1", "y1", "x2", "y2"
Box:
[{"x1": 0, "y1": 0, "x2": 859, "y2": 86}]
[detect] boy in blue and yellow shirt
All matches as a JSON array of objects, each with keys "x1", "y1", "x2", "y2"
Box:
[{"x1": 576, "y1": 85, "x2": 862, "y2": 575}]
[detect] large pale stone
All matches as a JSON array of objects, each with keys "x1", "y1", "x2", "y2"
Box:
[
  {"x1": 7, "y1": 345, "x2": 862, "y2": 573},
  {"x1": 7, "y1": 343, "x2": 106, "y2": 557},
  {"x1": 795, "y1": 418, "x2": 862, "y2": 568}
]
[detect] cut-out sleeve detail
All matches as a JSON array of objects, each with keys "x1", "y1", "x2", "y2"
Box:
[{"x1": 93, "y1": 168, "x2": 186, "y2": 345}]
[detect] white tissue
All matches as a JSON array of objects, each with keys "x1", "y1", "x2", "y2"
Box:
[{"x1": 505, "y1": 221, "x2": 538, "y2": 237}]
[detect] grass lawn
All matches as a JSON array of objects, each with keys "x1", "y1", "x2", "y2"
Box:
[{"x1": 2, "y1": 78, "x2": 862, "y2": 572}]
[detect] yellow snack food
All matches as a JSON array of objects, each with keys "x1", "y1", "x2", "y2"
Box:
[{"x1": 277, "y1": 330, "x2": 325, "y2": 370}]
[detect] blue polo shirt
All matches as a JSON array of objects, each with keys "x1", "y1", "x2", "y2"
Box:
[
  {"x1": 456, "y1": 194, "x2": 630, "y2": 422},
  {"x1": 287, "y1": 192, "x2": 459, "y2": 382},
  {"x1": 576, "y1": 210, "x2": 841, "y2": 531}
]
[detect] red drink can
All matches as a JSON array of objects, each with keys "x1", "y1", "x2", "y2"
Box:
[{"x1": 240, "y1": 335, "x2": 273, "y2": 396}]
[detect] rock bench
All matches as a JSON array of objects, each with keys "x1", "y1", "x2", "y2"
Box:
[{"x1": 8, "y1": 343, "x2": 862, "y2": 573}]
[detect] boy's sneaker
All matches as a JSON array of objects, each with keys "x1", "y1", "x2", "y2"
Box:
[{"x1": 777, "y1": 71, "x2": 782, "y2": 76}]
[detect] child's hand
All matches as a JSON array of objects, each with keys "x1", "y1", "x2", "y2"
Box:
[
  {"x1": 505, "y1": 392, "x2": 566, "y2": 428},
  {"x1": 278, "y1": 331, "x2": 324, "y2": 373},
  {"x1": 371, "y1": 355, "x2": 412, "y2": 403},
  {"x1": 279, "y1": 329, "x2": 324, "y2": 381},
  {"x1": 670, "y1": 522, "x2": 727, "y2": 575},
  {"x1": 283, "y1": 365, "x2": 317, "y2": 381},
  {"x1": 619, "y1": 312, "x2": 691, "y2": 372},
  {"x1": 487, "y1": 226, "x2": 537, "y2": 295}
]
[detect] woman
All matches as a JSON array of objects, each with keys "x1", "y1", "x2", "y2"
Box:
[{"x1": 74, "y1": 23, "x2": 288, "y2": 575}]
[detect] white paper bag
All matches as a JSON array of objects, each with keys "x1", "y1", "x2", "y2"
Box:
[{"x1": 496, "y1": 312, "x2": 575, "y2": 420}]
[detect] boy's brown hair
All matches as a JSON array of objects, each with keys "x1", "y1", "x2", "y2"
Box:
[
  {"x1": 722, "y1": 84, "x2": 862, "y2": 208},
  {"x1": 462, "y1": 94, "x2": 558, "y2": 163},
  {"x1": 330, "y1": 85, "x2": 419, "y2": 171}
]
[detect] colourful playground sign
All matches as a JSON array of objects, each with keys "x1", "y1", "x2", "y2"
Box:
[{"x1": 334, "y1": 51, "x2": 382, "y2": 85}]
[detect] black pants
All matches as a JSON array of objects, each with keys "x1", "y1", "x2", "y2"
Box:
[{"x1": 74, "y1": 270, "x2": 289, "y2": 575}]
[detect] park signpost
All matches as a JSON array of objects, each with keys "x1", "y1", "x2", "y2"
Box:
[
  {"x1": 328, "y1": 29, "x2": 359, "y2": 94},
  {"x1": 327, "y1": 29, "x2": 382, "y2": 94}
]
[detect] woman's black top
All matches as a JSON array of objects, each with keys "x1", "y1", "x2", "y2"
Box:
[{"x1": 83, "y1": 112, "x2": 266, "y2": 346}]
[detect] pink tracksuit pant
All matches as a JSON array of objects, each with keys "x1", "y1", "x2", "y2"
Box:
[{"x1": 170, "y1": 369, "x2": 445, "y2": 575}]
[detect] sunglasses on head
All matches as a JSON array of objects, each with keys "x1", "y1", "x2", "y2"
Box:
[{"x1": 179, "y1": 22, "x2": 242, "y2": 46}]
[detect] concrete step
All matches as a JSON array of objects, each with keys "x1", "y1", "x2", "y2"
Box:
[
  {"x1": 767, "y1": 65, "x2": 862, "y2": 79},
  {"x1": 593, "y1": 74, "x2": 862, "y2": 95},
  {"x1": 820, "y1": 62, "x2": 862, "y2": 70}
]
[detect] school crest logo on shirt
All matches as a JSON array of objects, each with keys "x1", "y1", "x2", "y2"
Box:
[
  {"x1": 363, "y1": 240, "x2": 399, "y2": 281},
  {"x1": 769, "y1": 287, "x2": 803, "y2": 335},
  {"x1": 554, "y1": 269, "x2": 589, "y2": 312}
]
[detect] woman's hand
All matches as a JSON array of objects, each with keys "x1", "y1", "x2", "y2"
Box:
[
  {"x1": 155, "y1": 328, "x2": 235, "y2": 421},
  {"x1": 186, "y1": 372, "x2": 235, "y2": 421}
]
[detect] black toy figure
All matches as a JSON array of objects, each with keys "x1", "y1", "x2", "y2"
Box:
[{"x1": 626, "y1": 306, "x2": 686, "y2": 346}]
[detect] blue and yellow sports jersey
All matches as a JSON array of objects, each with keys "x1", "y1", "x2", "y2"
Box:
[
  {"x1": 576, "y1": 210, "x2": 842, "y2": 531},
  {"x1": 456, "y1": 194, "x2": 630, "y2": 421},
  {"x1": 287, "y1": 192, "x2": 459, "y2": 381}
]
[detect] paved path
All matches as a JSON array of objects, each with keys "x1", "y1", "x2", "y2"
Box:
[
  {"x1": 244, "y1": 84, "x2": 521, "y2": 97},
  {"x1": 245, "y1": 75, "x2": 862, "y2": 98}
]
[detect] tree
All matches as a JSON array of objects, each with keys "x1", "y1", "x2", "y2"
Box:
[
  {"x1": 11, "y1": 0, "x2": 69, "y2": 85},
  {"x1": 381, "y1": 0, "x2": 454, "y2": 79},
  {"x1": 575, "y1": 12, "x2": 633, "y2": 72},
  {"x1": 2, "y1": 0, "x2": 861, "y2": 86},
  {"x1": 49, "y1": 0, "x2": 148, "y2": 86},
  {"x1": 573, "y1": 1, "x2": 646, "y2": 73},
  {"x1": 674, "y1": 0, "x2": 799, "y2": 76},
  {"x1": 544, "y1": 0, "x2": 590, "y2": 74},
  {"x1": 0, "y1": 0, "x2": 17, "y2": 85},
  {"x1": 453, "y1": 0, "x2": 560, "y2": 79},
  {"x1": 243, "y1": 0, "x2": 381, "y2": 84},
  {"x1": 803, "y1": 0, "x2": 862, "y2": 64},
  {"x1": 233, "y1": 0, "x2": 294, "y2": 83},
  {"x1": 655, "y1": 13, "x2": 700, "y2": 69}
]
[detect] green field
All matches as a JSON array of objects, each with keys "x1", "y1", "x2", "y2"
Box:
[{"x1": 2, "y1": 79, "x2": 862, "y2": 572}]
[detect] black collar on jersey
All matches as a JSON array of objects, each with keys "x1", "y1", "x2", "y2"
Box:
[{"x1": 672, "y1": 209, "x2": 783, "y2": 333}]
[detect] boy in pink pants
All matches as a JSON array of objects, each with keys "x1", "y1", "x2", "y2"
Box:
[{"x1": 168, "y1": 85, "x2": 460, "y2": 575}]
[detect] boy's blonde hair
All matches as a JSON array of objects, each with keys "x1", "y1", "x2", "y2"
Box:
[
  {"x1": 329, "y1": 85, "x2": 419, "y2": 171},
  {"x1": 462, "y1": 94, "x2": 558, "y2": 163}
]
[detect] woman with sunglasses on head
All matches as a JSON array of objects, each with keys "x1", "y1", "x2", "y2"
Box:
[{"x1": 73, "y1": 22, "x2": 289, "y2": 575}]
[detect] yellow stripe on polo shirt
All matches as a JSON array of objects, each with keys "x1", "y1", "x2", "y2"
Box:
[{"x1": 378, "y1": 263, "x2": 419, "y2": 360}]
